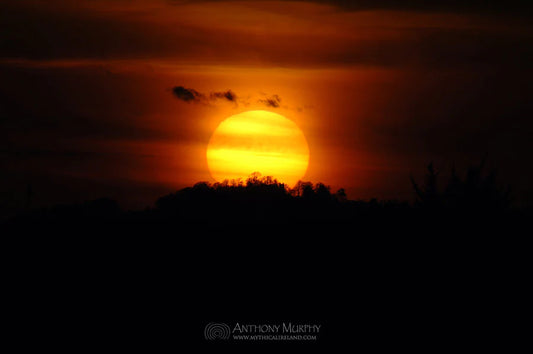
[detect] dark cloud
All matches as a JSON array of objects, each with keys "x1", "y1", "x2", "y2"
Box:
[
  {"x1": 172, "y1": 86, "x2": 238, "y2": 104},
  {"x1": 169, "y1": 0, "x2": 533, "y2": 16},
  {"x1": 172, "y1": 86, "x2": 204, "y2": 102},
  {"x1": 1, "y1": 1, "x2": 532, "y2": 69},
  {"x1": 210, "y1": 90, "x2": 237, "y2": 102},
  {"x1": 312, "y1": 0, "x2": 532, "y2": 15},
  {"x1": 172, "y1": 86, "x2": 287, "y2": 109},
  {"x1": 259, "y1": 94, "x2": 281, "y2": 108}
]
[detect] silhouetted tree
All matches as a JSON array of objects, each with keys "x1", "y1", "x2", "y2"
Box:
[
  {"x1": 335, "y1": 188, "x2": 347, "y2": 202},
  {"x1": 411, "y1": 162, "x2": 440, "y2": 209},
  {"x1": 314, "y1": 183, "x2": 332, "y2": 202},
  {"x1": 411, "y1": 159, "x2": 511, "y2": 212},
  {"x1": 301, "y1": 182, "x2": 315, "y2": 200}
]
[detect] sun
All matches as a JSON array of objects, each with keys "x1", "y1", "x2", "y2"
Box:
[{"x1": 207, "y1": 110, "x2": 309, "y2": 187}]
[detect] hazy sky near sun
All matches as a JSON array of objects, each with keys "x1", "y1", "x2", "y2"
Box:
[{"x1": 1, "y1": 0, "x2": 532, "y2": 211}]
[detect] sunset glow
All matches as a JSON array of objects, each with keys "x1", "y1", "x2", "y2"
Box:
[{"x1": 1, "y1": 0, "x2": 532, "y2": 210}]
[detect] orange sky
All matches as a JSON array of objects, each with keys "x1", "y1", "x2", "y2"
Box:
[{"x1": 1, "y1": 0, "x2": 533, "y2": 211}]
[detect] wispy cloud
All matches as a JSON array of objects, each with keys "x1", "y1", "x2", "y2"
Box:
[
  {"x1": 209, "y1": 90, "x2": 237, "y2": 102},
  {"x1": 172, "y1": 86, "x2": 287, "y2": 109},
  {"x1": 172, "y1": 86, "x2": 204, "y2": 102},
  {"x1": 258, "y1": 94, "x2": 281, "y2": 108},
  {"x1": 172, "y1": 86, "x2": 237, "y2": 104}
]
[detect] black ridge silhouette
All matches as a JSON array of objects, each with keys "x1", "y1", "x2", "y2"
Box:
[
  {"x1": 3, "y1": 164, "x2": 529, "y2": 352},
  {"x1": 3, "y1": 162, "x2": 525, "y2": 232}
]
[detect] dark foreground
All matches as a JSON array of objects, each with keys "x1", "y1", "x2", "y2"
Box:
[{"x1": 2, "y1": 176, "x2": 530, "y2": 351}]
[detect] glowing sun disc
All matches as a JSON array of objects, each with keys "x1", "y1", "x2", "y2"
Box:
[{"x1": 207, "y1": 110, "x2": 309, "y2": 186}]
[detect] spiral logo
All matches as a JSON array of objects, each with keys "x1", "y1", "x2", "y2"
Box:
[{"x1": 204, "y1": 322, "x2": 231, "y2": 340}]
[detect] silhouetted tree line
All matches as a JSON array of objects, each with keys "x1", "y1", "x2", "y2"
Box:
[
  {"x1": 152, "y1": 173, "x2": 356, "y2": 224},
  {"x1": 3, "y1": 162, "x2": 524, "y2": 228},
  {"x1": 411, "y1": 159, "x2": 511, "y2": 213},
  {"x1": 156, "y1": 172, "x2": 345, "y2": 210}
]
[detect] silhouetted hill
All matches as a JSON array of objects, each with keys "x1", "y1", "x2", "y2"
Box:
[
  {"x1": 3, "y1": 163, "x2": 529, "y2": 233},
  {"x1": 2, "y1": 165, "x2": 530, "y2": 351}
]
